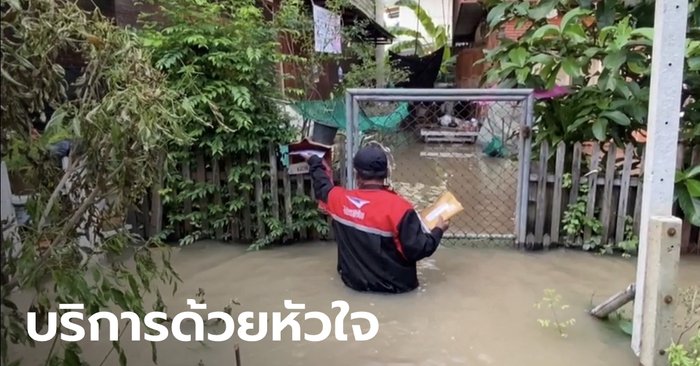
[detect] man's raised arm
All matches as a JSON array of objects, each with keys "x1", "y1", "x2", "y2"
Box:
[
  {"x1": 307, "y1": 155, "x2": 335, "y2": 203},
  {"x1": 397, "y1": 210, "x2": 447, "y2": 262}
]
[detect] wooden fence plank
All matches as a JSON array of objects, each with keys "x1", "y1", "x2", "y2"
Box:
[
  {"x1": 269, "y1": 144, "x2": 280, "y2": 221},
  {"x1": 296, "y1": 175, "x2": 307, "y2": 240},
  {"x1": 182, "y1": 161, "x2": 192, "y2": 234},
  {"x1": 211, "y1": 158, "x2": 223, "y2": 240},
  {"x1": 534, "y1": 141, "x2": 549, "y2": 244},
  {"x1": 283, "y1": 167, "x2": 293, "y2": 237},
  {"x1": 139, "y1": 192, "x2": 150, "y2": 239},
  {"x1": 550, "y1": 142, "x2": 566, "y2": 245},
  {"x1": 615, "y1": 145, "x2": 634, "y2": 244},
  {"x1": 584, "y1": 144, "x2": 601, "y2": 242},
  {"x1": 196, "y1": 154, "x2": 209, "y2": 235},
  {"x1": 633, "y1": 148, "x2": 646, "y2": 235},
  {"x1": 243, "y1": 190, "x2": 252, "y2": 241},
  {"x1": 569, "y1": 142, "x2": 583, "y2": 206},
  {"x1": 148, "y1": 155, "x2": 165, "y2": 237},
  {"x1": 255, "y1": 163, "x2": 265, "y2": 238},
  {"x1": 527, "y1": 179, "x2": 537, "y2": 238},
  {"x1": 600, "y1": 144, "x2": 617, "y2": 245},
  {"x1": 224, "y1": 158, "x2": 239, "y2": 241},
  {"x1": 529, "y1": 173, "x2": 641, "y2": 187},
  {"x1": 149, "y1": 180, "x2": 163, "y2": 238}
]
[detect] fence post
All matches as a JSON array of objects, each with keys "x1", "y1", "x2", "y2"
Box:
[
  {"x1": 639, "y1": 215, "x2": 682, "y2": 366},
  {"x1": 148, "y1": 153, "x2": 165, "y2": 238},
  {"x1": 631, "y1": 0, "x2": 688, "y2": 353}
]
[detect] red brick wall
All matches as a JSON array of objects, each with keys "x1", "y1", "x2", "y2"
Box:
[{"x1": 501, "y1": 15, "x2": 562, "y2": 40}]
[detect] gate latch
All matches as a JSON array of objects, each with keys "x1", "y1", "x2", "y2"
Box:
[{"x1": 521, "y1": 125, "x2": 531, "y2": 139}]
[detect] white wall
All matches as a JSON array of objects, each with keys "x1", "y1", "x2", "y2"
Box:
[{"x1": 383, "y1": 0, "x2": 453, "y2": 52}]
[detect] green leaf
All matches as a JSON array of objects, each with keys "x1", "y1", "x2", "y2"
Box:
[
  {"x1": 618, "y1": 319, "x2": 633, "y2": 336},
  {"x1": 631, "y1": 27, "x2": 654, "y2": 40},
  {"x1": 119, "y1": 349, "x2": 127, "y2": 366},
  {"x1": 386, "y1": 26, "x2": 425, "y2": 41},
  {"x1": 593, "y1": 118, "x2": 608, "y2": 141},
  {"x1": 151, "y1": 342, "x2": 159, "y2": 364},
  {"x1": 603, "y1": 50, "x2": 627, "y2": 72},
  {"x1": 583, "y1": 47, "x2": 600, "y2": 58},
  {"x1": 562, "y1": 57, "x2": 581, "y2": 77},
  {"x1": 677, "y1": 187, "x2": 700, "y2": 226},
  {"x1": 687, "y1": 179, "x2": 700, "y2": 198},
  {"x1": 508, "y1": 47, "x2": 529, "y2": 67},
  {"x1": 596, "y1": 0, "x2": 617, "y2": 27},
  {"x1": 568, "y1": 116, "x2": 590, "y2": 132},
  {"x1": 63, "y1": 344, "x2": 81, "y2": 366},
  {"x1": 516, "y1": 68, "x2": 530, "y2": 84},
  {"x1": 529, "y1": 53, "x2": 554, "y2": 65},
  {"x1": 531, "y1": 24, "x2": 560, "y2": 39},
  {"x1": 528, "y1": 0, "x2": 558, "y2": 20},
  {"x1": 687, "y1": 165, "x2": 700, "y2": 178},
  {"x1": 396, "y1": 0, "x2": 438, "y2": 36},
  {"x1": 487, "y1": 3, "x2": 511, "y2": 28},
  {"x1": 688, "y1": 56, "x2": 700, "y2": 71},
  {"x1": 545, "y1": 64, "x2": 561, "y2": 89},
  {"x1": 601, "y1": 110, "x2": 631, "y2": 126},
  {"x1": 563, "y1": 24, "x2": 588, "y2": 43},
  {"x1": 560, "y1": 8, "x2": 591, "y2": 31}
]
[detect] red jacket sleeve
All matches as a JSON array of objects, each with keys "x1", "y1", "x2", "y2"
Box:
[{"x1": 307, "y1": 155, "x2": 335, "y2": 213}]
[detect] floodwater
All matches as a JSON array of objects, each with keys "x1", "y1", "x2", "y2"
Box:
[
  {"x1": 386, "y1": 136, "x2": 519, "y2": 238},
  {"x1": 8, "y1": 241, "x2": 700, "y2": 366}
]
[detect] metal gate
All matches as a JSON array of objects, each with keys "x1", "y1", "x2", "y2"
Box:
[{"x1": 344, "y1": 88, "x2": 534, "y2": 247}]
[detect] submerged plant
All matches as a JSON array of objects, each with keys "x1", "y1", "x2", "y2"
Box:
[
  {"x1": 562, "y1": 183, "x2": 602, "y2": 247},
  {"x1": 534, "y1": 289, "x2": 576, "y2": 338},
  {"x1": 668, "y1": 332, "x2": 700, "y2": 366}
]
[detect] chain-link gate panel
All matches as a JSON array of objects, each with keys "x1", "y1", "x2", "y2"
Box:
[{"x1": 345, "y1": 89, "x2": 534, "y2": 247}]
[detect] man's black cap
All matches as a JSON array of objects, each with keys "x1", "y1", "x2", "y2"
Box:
[{"x1": 353, "y1": 146, "x2": 388, "y2": 179}]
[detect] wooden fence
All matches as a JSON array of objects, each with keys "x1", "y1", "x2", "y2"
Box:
[
  {"x1": 132, "y1": 140, "x2": 699, "y2": 255},
  {"x1": 523, "y1": 141, "x2": 700, "y2": 254},
  {"x1": 129, "y1": 145, "x2": 332, "y2": 244}
]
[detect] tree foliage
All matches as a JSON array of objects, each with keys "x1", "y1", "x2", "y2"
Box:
[
  {"x1": 1, "y1": 0, "x2": 187, "y2": 364},
  {"x1": 139, "y1": 0, "x2": 408, "y2": 250},
  {"x1": 139, "y1": 0, "x2": 330, "y2": 249},
  {"x1": 482, "y1": 0, "x2": 700, "y2": 226},
  {"x1": 273, "y1": 0, "x2": 407, "y2": 97},
  {"x1": 388, "y1": 0, "x2": 453, "y2": 76}
]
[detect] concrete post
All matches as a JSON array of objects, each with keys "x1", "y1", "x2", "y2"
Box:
[
  {"x1": 631, "y1": 0, "x2": 688, "y2": 355},
  {"x1": 375, "y1": 0, "x2": 386, "y2": 87},
  {"x1": 640, "y1": 216, "x2": 682, "y2": 366}
]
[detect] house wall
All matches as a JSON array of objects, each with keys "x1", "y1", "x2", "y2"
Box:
[{"x1": 454, "y1": 12, "x2": 572, "y2": 88}]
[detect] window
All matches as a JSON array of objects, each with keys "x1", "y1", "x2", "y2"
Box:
[{"x1": 386, "y1": 6, "x2": 399, "y2": 19}]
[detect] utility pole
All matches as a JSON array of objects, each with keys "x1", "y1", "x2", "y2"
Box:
[
  {"x1": 375, "y1": 0, "x2": 386, "y2": 87},
  {"x1": 631, "y1": 0, "x2": 688, "y2": 361}
]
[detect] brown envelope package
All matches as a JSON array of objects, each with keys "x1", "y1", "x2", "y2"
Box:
[{"x1": 420, "y1": 191, "x2": 464, "y2": 230}]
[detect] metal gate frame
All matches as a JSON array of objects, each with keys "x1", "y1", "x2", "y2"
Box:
[{"x1": 344, "y1": 88, "x2": 535, "y2": 245}]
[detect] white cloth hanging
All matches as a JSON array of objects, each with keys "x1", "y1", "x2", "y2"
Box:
[{"x1": 312, "y1": 3, "x2": 342, "y2": 54}]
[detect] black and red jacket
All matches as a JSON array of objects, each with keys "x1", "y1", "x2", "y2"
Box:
[{"x1": 307, "y1": 155, "x2": 444, "y2": 294}]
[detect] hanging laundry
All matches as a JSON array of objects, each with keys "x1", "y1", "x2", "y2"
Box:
[{"x1": 312, "y1": 4, "x2": 342, "y2": 54}]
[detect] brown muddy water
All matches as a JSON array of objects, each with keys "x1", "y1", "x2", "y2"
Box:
[{"x1": 8, "y1": 241, "x2": 700, "y2": 366}]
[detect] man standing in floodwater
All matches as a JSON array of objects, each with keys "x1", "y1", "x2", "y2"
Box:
[{"x1": 303, "y1": 146, "x2": 449, "y2": 294}]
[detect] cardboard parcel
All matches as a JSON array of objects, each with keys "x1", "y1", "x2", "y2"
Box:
[{"x1": 420, "y1": 191, "x2": 464, "y2": 230}]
